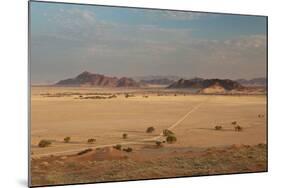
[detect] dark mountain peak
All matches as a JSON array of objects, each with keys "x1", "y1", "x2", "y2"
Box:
[
  {"x1": 168, "y1": 78, "x2": 243, "y2": 91},
  {"x1": 189, "y1": 77, "x2": 204, "y2": 81},
  {"x1": 117, "y1": 77, "x2": 140, "y2": 87},
  {"x1": 78, "y1": 71, "x2": 92, "y2": 76},
  {"x1": 56, "y1": 71, "x2": 140, "y2": 87}
]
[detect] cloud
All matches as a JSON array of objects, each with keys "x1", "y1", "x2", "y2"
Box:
[
  {"x1": 223, "y1": 35, "x2": 266, "y2": 49},
  {"x1": 160, "y1": 11, "x2": 208, "y2": 21},
  {"x1": 31, "y1": 6, "x2": 266, "y2": 81}
]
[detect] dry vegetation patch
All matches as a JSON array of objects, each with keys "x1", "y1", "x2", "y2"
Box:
[
  {"x1": 87, "y1": 138, "x2": 96, "y2": 144},
  {"x1": 38, "y1": 140, "x2": 52, "y2": 148},
  {"x1": 31, "y1": 144, "x2": 267, "y2": 186},
  {"x1": 64, "y1": 137, "x2": 71, "y2": 143}
]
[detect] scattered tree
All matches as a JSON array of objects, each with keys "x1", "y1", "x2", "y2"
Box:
[
  {"x1": 235, "y1": 125, "x2": 243, "y2": 132},
  {"x1": 123, "y1": 147, "x2": 133, "y2": 152},
  {"x1": 113, "y1": 144, "x2": 122, "y2": 150},
  {"x1": 87, "y1": 138, "x2": 96, "y2": 144},
  {"x1": 38, "y1": 140, "x2": 52, "y2": 147},
  {"x1": 122, "y1": 133, "x2": 128, "y2": 139},
  {"x1": 166, "y1": 135, "x2": 177, "y2": 144},
  {"x1": 146, "y1": 126, "x2": 155, "y2": 133},
  {"x1": 163, "y1": 129, "x2": 174, "y2": 137},
  {"x1": 214, "y1": 125, "x2": 222, "y2": 130},
  {"x1": 156, "y1": 141, "x2": 163, "y2": 147},
  {"x1": 64, "y1": 137, "x2": 71, "y2": 143}
]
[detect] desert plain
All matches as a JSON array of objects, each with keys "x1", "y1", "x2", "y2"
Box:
[{"x1": 30, "y1": 86, "x2": 267, "y2": 186}]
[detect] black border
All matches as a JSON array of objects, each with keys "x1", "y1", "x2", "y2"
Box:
[{"x1": 28, "y1": 1, "x2": 268, "y2": 187}]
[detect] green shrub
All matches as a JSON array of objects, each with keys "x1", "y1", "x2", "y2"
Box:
[
  {"x1": 122, "y1": 133, "x2": 128, "y2": 139},
  {"x1": 166, "y1": 135, "x2": 177, "y2": 144},
  {"x1": 163, "y1": 129, "x2": 174, "y2": 137},
  {"x1": 123, "y1": 147, "x2": 133, "y2": 152},
  {"x1": 38, "y1": 140, "x2": 52, "y2": 147},
  {"x1": 146, "y1": 126, "x2": 155, "y2": 133},
  {"x1": 214, "y1": 125, "x2": 222, "y2": 130},
  {"x1": 64, "y1": 137, "x2": 71, "y2": 143},
  {"x1": 87, "y1": 138, "x2": 96, "y2": 144},
  {"x1": 113, "y1": 144, "x2": 122, "y2": 150}
]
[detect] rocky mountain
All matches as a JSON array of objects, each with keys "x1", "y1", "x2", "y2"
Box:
[
  {"x1": 236, "y1": 77, "x2": 266, "y2": 86},
  {"x1": 167, "y1": 78, "x2": 244, "y2": 91},
  {"x1": 56, "y1": 71, "x2": 140, "y2": 87},
  {"x1": 140, "y1": 78, "x2": 175, "y2": 85},
  {"x1": 134, "y1": 75, "x2": 182, "y2": 82}
]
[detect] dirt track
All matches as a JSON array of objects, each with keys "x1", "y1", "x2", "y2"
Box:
[{"x1": 32, "y1": 98, "x2": 208, "y2": 157}]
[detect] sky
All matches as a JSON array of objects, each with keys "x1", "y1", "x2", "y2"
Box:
[{"x1": 30, "y1": 1, "x2": 267, "y2": 84}]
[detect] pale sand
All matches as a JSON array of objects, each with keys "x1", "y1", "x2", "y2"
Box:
[{"x1": 31, "y1": 86, "x2": 266, "y2": 156}]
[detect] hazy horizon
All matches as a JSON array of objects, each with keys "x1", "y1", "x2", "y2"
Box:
[{"x1": 30, "y1": 2, "x2": 267, "y2": 84}]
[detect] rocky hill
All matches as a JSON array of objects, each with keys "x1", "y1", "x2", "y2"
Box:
[
  {"x1": 168, "y1": 78, "x2": 244, "y2": 91},
  {"x1": 56, "y1": 71, "x2": 141, "y2": 87},
  {"x1": 140, "y1": 78, "x2": 175, "y2": 85}
]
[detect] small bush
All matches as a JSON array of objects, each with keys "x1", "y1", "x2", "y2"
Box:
[
  {"x1": 235, "y1": 125, "x2": 243, "y2": 132},
  {"x1": 38, "y1": 140, "x2": 52, "y2": 147},
  {"x1": 214, "y1": 125, "x2": 222, "y2": 130},
  {"x1": 231, "y1": 121, "x2": 237, "y2": 125},
  {"x1": 163, "y1": 129, "x2": 174, "y2": 137},
  {"x1": 125, "y1": 94, "x2": 134, "y2": 98},
  {"x1": 156, "y1": 141, "x2": 163, "y2": 147},
  {"x1": 87, "y1": 138, "x2": 96, "y2": 144},
  {"x1": 77, "y1": 148, "x2": 93, "y2": 155},
  {"x1": 64, "y1": 137, "x2": 71, "y2": 143},
  {"x1": 123, "y1": 147, "x2": 133, "y2": 152},
  {"x1": 146, "y1": 126, "x2": 155, "y2": 133},
  {"x1": 122, "y1": 133, "x2": 128, "y2": 139},
  {"x1": 166, "y1": 135, "x2": 177, "y2": 144},
  {"x1": 113, "y1": 144, "x2": 122, "y2": 150}
]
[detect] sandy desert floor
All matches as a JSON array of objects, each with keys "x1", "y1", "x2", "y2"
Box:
[
  {"x1": 30, "y1": 86, "x2": 267, "y2": 186},
  {"x1": 31, "y1": 86, "x2": 266, "y2": 156}
]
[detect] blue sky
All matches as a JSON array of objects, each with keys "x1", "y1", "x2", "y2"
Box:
[{"x1": 30, "y1": 1, "x2": 267, "y2": 84}]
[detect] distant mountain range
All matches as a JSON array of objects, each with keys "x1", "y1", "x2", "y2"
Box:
[
  {"x1": 140, "y1": 78, "x2": 175, "y2": 85},
  {"x1": 235, "y1": 77, "x2": 266, "y2": 86},
  {"x1": 56, "y1": 71, "x2": 141, "y2": 87},
  {"x1": 134, "y1": 75, "x2": 182, "y2": 82},
  {"x1": 55, "y1": 72, "x2": 266, "y2": 90},
  {"x1": 167, "y1": 78, "x2": 244, "y2": 91}
]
